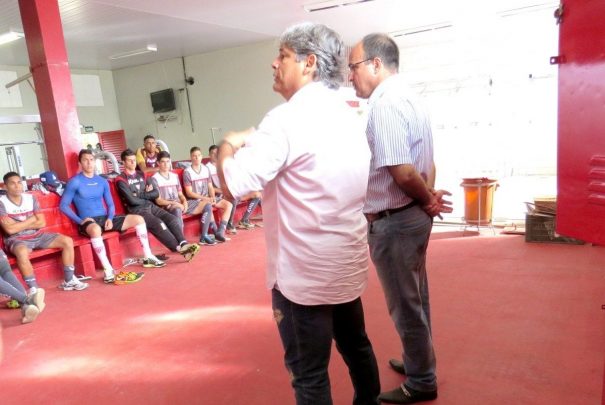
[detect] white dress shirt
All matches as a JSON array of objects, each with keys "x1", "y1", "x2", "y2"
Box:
[{"x1": 223, "y1": 82, "x2": 371, "y2": 305}]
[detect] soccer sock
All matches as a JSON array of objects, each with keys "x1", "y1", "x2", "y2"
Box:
[
  {"x1": 63, "y1": 265, "x2": 75, "y2": 282},
  {"x1": 228, "y1": 198, "x2": 239, "y2": 227},
  {"x1": 23, "y1": 275, "x2": 39, "y2": 290},
  {"x1": 218, "y1": 220, "x2": 227, "y2": 234},
  {"x1": 135, "y1": 223, "x2": 154, "y2": 258},
  {"x1": 242, "y1": 198, "x2": 260, "y2": 222},
  {"x1": 0, "y1": 261, "x2": 28, "y2": 304},
  {"x1": 200, "y1": 204, "x2": 213, "y2": 238},
  {"x1": 91, "y1": 237, "x2": 113, "y2": 274}
]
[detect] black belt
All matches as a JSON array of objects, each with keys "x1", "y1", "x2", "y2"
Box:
[{"x1": 365, "y1": 201, "x2": 418, "y2": 223}]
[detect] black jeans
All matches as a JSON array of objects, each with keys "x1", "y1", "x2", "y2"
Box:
[
  {"x1": 272, "y1": 288, "x2": 380, "y2": 405},
  {"x1": 131, "y1": 204, "x2": 185, "y2": 251}
]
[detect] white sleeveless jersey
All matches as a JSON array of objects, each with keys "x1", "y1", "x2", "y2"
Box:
[
  {"x1": 206, "y1": 162, "x2": 221, "y2": 188},
  {"x1": 183, "y1": 165, "x2": 210, "y2": 197},
  {"x1": 151, "y1": 171, "x2": 181, "y2": 202},
  {"x1": 0, "y1": 193, "x2": 41, "y2": 239}
]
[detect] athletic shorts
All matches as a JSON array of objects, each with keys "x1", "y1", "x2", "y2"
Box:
[
  {"x1": 6, "y1": 232, "x2": 60, "y2": 253},
  {"x1": 185, "y1": 199, "x2": 202, "y2": 215},
  {"x1": 78, "y1": 215, "x2": 126, "y2": 236}
]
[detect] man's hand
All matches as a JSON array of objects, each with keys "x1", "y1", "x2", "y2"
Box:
[
  {"x1": 104, "y1": 218, "x2": 113, "y2": 231},
  {"x1": 223, "y1": 127, "x2": 255, "y2": 151},
  {"x1": 422, "y1": 189, "x2": 453, "y2": 218},
  {"x1": 145, "y1": 184, "x2": 153, "y2": 192}
]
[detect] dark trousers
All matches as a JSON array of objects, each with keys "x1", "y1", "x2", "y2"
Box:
[
  {"x1": 368, "y1": 205, "x2": 437, "y2": 392},
  {"x1": 131, "y1": 205, "x2": 185, "y2": 251},
  {"x1": 272, "y1": 288, "x2": 380, "y2": 405}
]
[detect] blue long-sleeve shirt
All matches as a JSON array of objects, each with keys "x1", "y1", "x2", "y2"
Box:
[{"x1": 60, "y1": 173, "x2": 115, "y2": 224}]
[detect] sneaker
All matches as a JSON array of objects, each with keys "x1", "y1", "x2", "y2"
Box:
[
  {"x1": 237, "y1": 220, "x2": 255, "y2": 230},
  {"x1": 114, "y1": 271, "x2": 145, "y2": 285},
  {"x1": 179, "y1": 243, "x2": 201, "y2": 262},
  {"x1": 104, "y1": 269, "x2": 115, "y2": 284},
  {"x1": 199, "y1": 235, "x2": 217, "y2": 246},
  {"x1": 226, "y1": 226, "x2": 238, "y2": 235},
  {"x1": 141, "y1": 257, "x2": 166, "y2": 268},
  {"x1": 28, "y1": 288, "x2": 45, "y2": 313},
  {"x1": 214, "y1": 232, "x2": 229, "y2": 243},
  {"x1": 59, "y1": 276, "x2": 89, "y2": 291},
  {"x1": 6, "y1": 299, "x2": 20, "y2": 309},
  {"x1": 21, "y1": 304, "x2": 40, "y2": 324}
]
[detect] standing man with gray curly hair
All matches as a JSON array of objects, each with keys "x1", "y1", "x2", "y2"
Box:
[{"x1": 217, "y1": 22, "x2": 380, "y2": 405}]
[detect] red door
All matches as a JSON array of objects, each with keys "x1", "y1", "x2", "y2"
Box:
[
  {"x1": 98, "y1": 130, "x2": 127, "y2": 173},
  {"x1": 557, "y1": 0, "x2": 605, "y2": 244}
]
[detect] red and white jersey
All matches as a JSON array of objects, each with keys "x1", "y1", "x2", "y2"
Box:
[
  {"x1": 0, "y1": 193, "x2": 41, "y2": 239},
  {"x1": 150, "y1": 171, "x2": 181, "y2": 202},
  {"x1": 183, "y1": 165, "x2": 211, "y2": 197}
]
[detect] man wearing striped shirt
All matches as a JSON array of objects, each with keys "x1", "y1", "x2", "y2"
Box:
[{"x1": 350, "y1": 33, "x2": 452, "y2": 404}]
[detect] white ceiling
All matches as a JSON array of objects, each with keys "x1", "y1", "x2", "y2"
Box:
[{"x1": 0, "y1": 0, "x2": 557, "y2": 70}]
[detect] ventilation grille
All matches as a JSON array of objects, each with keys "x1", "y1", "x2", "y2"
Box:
[{"x1": 588, "y1": 155, "x2": 605, "y2": 206}]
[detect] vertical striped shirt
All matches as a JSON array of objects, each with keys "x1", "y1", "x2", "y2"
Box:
[{"x1": 364, "y1": 74, "x2": 434, "y2": 214}]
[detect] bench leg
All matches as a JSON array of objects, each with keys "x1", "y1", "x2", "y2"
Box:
[
  {"x1": 74, "y1": 244, "x2": 96, "y2": 278},
  {"x1": 104, "y1": 236, "x2": 123, "y2": 270}
]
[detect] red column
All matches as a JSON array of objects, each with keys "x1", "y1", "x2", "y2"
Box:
[{"x1": 18, "y1": 0, "x2": 80, "y2": 180}]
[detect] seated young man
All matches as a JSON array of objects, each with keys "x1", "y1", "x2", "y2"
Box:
[
  {"x1": 135, "y1": 134, "x2": 163, "y2": 174},
  {"x1": 60, "y1": 149, "x2": 165, "y2": 284},
  {"x1": 150, "y1": 151, "x2": 215, "y2": 245},
  {"x1": 206, "y1": 144, "x2": 261, "y2": 230},
  {"x1": 0, "y1": 250, "x2": 45, "y2": 324},
  {"x1": 0, "y1": 171, "x2": 88, "y2": 292},
  {"x1": 184, "y1": 147, "x2": 232, "y2": 244},
  {"x1": 116, "y1": 149, "x2": 200, "y2": 262}
]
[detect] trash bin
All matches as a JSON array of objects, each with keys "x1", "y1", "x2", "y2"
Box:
[{"x1": 460, "y1": 177, "x2": 498, "y2": 225}]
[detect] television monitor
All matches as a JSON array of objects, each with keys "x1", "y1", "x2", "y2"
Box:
[{"x1": 150, "y1": 88, "x2": 176, "y2": 113}]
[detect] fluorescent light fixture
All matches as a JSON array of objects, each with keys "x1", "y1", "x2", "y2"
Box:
[
  {"x1": 390, "y1": 22, "x2": 453, "y2": 38},
  {"x1": 0, "y1": 29, "x2": 24, "y2": 46},
  {"x1": 304, "y1": 0, "x2": 375, "y2": 13},
  {"x1": 109, "y1": 44, "x2": 157, "y2": 60},
  {"x1": 498, "y1": 2, "x2": 558, "y2": 17}
]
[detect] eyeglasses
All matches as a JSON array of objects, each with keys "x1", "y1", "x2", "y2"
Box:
[{"x1": 348, "y1": 58, "x2": 373, "y2": 72}]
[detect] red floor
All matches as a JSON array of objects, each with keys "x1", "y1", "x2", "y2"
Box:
[{"x1": 0, "y1": 227, "x2": 603, "y2": 404}]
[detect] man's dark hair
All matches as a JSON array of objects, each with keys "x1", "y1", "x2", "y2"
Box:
[
  {"x1": 3, "y1": 171, "x2": 20, "y2": 184},
  {"x1": 190, "y1": 146, "x2": 202, "y2": 154},
  {"x1": 208, "y1": 145, "x2": 218, "y2": 154},
  {"x1": 121, "y1": 148, "x2": 136, "y2": 162},
  {"x1": 158, "y1": 151, "x2": 171, "y2": 161},
  {"x1": 143, "y1": 134, "x2": 155, "y2": 142},
  {"x1": 78, "y1": 148, "x2": 94, "y2": 162},
  {"x1": 361, "y1": 33, "x2": 399, "y2": 72}
]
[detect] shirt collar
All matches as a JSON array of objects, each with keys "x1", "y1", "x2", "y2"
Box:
[{"x1": 368, "y1": 73, "x2": 401, "y2": 105}]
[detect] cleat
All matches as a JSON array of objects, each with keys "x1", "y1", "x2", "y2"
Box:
[
  {"x1": 180, "y1": 243, "x2": 201, "y2": 262},
  {"x1": 226, "y1": 225, "x2": 237, "y2": 235},
  {"x1": 142, "y1": 257, "x2": 166, "y2": 268},
  {"x1": 199, "y1": 235, "x2": 217, "y2": 246},
  {"x1": 59, "y1": 276, "x2": 89, "y2": 291},
  {"x1": 114, "y1": 271, "x2": 145, "y2": 285},
  {"x1": 214, "y1": 232, "x2": 228, "y2": 243},
  {"x1": 237, "y1": 220, "x2": 255, "y2": 230},
  {"x1": 6, "y1": 299, "x2": 20, "y2": 309}
]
